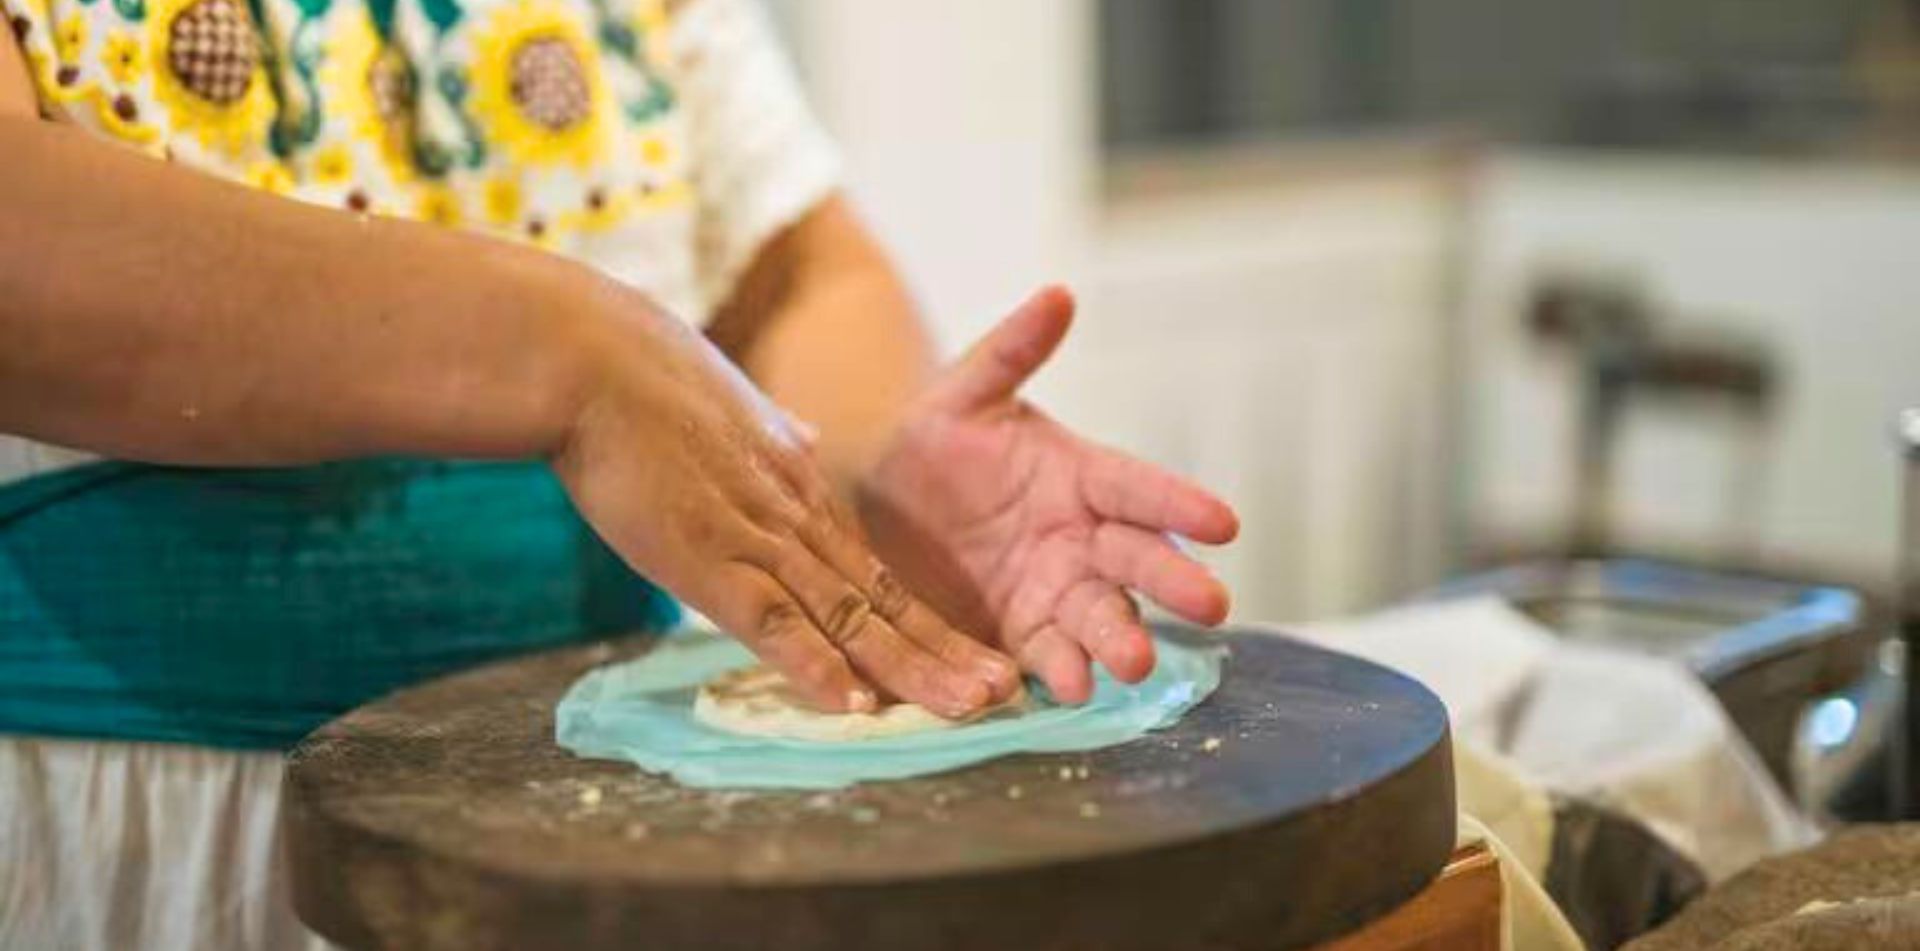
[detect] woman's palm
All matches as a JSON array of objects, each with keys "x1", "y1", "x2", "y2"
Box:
[{"x1": 858, "y1": 289, "x2": 1237, "y2": 702}]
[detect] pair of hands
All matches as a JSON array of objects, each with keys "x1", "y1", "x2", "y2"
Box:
[{"x1": 553, "y1": 286, "x2": 1237, "y2": 717}]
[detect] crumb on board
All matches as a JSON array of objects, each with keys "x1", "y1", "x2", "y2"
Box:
[
  {"x1": 578, "y1": 785, "x2": 603, "y2": 807},
  {"x1": 1006, "y1": 785, "x2": 1024, "y2": 800},
  {"x1": 1074, "y1": 765, "x2": 1089, "y2": 780},
  {"x1": 850, "y1": 806, "x2": 880, "y2": 824},
  {"x1": 1078, "y1": 802, "x2": 1101, "y2": 819},
  {"x1": 1058, "y1": 766, "x2": 1074, "y2": 781},
  {"x1": 1202, "y1": 737, "x2": 1223, "y2": 753}
]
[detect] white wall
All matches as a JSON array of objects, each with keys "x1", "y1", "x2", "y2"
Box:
[
  {"x1": 1464, "y1": 152, "x2": 1920, "y2": 591},
  {"x1": 783, "y1": 0, "x2": 1095, "y2": 348},
  {"x1": 1060, "y1": 172, "x2": 1464, "y2": 621},
  {"x1": 782, "y1": 2, "x2": 1465, "y2": 622}
]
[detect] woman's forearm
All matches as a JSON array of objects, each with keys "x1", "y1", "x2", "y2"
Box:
[
  {"x1": 706, "y1": 196, "x2": 937, "y2": 482},
  {"x1": 0, "y1": 117, "x2": 611, "y2": 466}
]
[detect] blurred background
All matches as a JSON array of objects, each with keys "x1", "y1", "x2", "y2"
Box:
[{"x1": 767, "y1": 0, "x2": 1920, "y2": 625}]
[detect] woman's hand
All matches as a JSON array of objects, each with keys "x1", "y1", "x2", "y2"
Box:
[
  {"x1": 549, "y1": 283, "x2": 1020, "y2": 718},
  {"x1": 856, "y1": 287, "x2": 1239, "y2": 703}
]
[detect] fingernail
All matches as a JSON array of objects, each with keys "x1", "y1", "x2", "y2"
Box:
[
  {"x1": 980, "y1": 660, "x2": 1019, "y2": 696},
  {"x1": 951, "y1": 681, "x2": 989, "y2": 717},
  {"x1": 849, "y1": 689, "x2": 877, "y2": 713}
]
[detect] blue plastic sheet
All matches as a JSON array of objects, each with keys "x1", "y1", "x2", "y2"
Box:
[{"x1": 555, "y1": 633, "x2": 1225, "y2": 789}]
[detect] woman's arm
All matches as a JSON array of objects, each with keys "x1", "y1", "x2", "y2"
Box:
[
  {"x1": 705, "y1": 196, "x2": 937, "y2": 483},
  {"x1": 0, "y1": 27, "x2": 614, "y2": 461},
  {"x1": 0, "y1": 117, "x2": 605, "y2": 466},
  {"x1": 0, "y1": 52, "x2": 1018, "y2": 717}
]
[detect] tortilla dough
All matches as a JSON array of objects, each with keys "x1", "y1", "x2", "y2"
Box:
[{"x1": 694, "y1": 665, "x2": 1028, "y2": 742}]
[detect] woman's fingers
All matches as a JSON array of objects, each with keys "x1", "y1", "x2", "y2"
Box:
[
  {"x1": 1080, "y1": 445, "x2": 1239, "y2": 544},
  {"x1": 768, "y1": 538, "x2": 990, "y2": 719},
  {"x1": 920, "y1": 286, "x2": 1075, "y2": 414},
  {"x1": 1091, "y1": 523, "x2": 1230, "y2": 626},
  {"x1": 705, "y1": 562, "x2": 878, "y2": 714},
  {"x1": 885, "y1": 593, "x2": 1023, "y2": 702},
  {"x1": 1054, "y1": 577, "x2": 1155, "y2": 685},
  {"x1": 794, "y1": 503, "x2": 1022, "y2": 704},
  {"x1": 1015, "y1": 625, "x2": 1096, "y2": 705}
]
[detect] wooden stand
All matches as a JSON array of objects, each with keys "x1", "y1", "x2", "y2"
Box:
[
  {"x1": 1313, "y1": 844, "x2": 1503, "y2": 951},
  {"x1": 284, "y1": 630, "x2": 1461, "y2": 951}
]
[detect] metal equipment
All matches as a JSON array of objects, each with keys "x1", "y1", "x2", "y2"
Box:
[{"x1": 1427, "y1": 559, "x2": 1866, "y2": 793}]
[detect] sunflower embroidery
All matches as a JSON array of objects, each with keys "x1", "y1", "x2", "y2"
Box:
[
  {"x1": 318, "y1": 8, "x2": 418, "y2": 182},
  {"x1": 148, "y1": 0, "x2": 277, "y2": 158},
  {"x1": 468, "y1": 0, "x2": 610, "y2": 169}
]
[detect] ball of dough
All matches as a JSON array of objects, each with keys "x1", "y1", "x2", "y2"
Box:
[{"x1": 693, "y1": 665, "x2": 1028, "y2": 742}]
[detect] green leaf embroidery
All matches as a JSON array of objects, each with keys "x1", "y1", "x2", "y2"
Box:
[{"x1": 436, "y1": 66, "x2": 487, "y2": 168}]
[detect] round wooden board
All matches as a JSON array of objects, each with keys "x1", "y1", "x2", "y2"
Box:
[{"x1": 285, "y1": 627, "x2": 1455, "y2": 951}]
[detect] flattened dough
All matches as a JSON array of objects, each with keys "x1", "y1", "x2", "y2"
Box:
[{"x1": 694, "y1": 665, "x2": 1029, "y2": 742}]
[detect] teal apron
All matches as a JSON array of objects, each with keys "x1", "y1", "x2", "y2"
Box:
[{"x1": 0, "y1": 458, "x2": 678, "y2": 749}]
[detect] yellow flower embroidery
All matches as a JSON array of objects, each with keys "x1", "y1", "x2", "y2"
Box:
[
  {"x1": 91, "y1": 88, "x2": 160, "y2": 146},
  {"x1": 23, "y1": 21, "x2": 159, "y2": 147},
  {"x1": 469, "y1": 0, "x2": 611, "y2": 169},
  {"x1": 310, "y1": 143, "x2": 354, "y2": 185},
  {"x1": 147, "y1": 0, "x2": 277, "y2": 159},
  {"x1": 638, "y1": 134, "x2": 670, "y2": 168},
  {"x1": 556, "y1": 184, "x2": 628, "y2": 234},
  {"x1": 524, "y1": 215, "x2": 558, "y2": 249},
  {"x1": 633, "y1": 176, "x2": 691, "y2": 213},
  {"x1": 54, "y1": 14, "x2": 86, "y2": 61},
  {"x1": 414, "y1": 186, "x2": 462, "y2": 227},
  {"x1": 245, "y1": 160, "x2": 296, "y2": 194},
  {"x1": 103, "y1": 32, "x2": 146, "y2": 85},
  {"x1": 634, "y1": 0, "x2": 668, "y2": 34},
  {"x1": 483, "y1": 176, "x2": 523, "y2": 225},
  {"x1": 633, "y1": 0, "x2": 670, "y2": 64},
  {"x1": 318, "y1": 9, "x2": 416, "y2": 182}
]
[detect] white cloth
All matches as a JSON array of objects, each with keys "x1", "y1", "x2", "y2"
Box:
[
  {"x1": 1286, "y1": 597, "x2": 1818, "y2": 883},
  {"x1": 1457, "y1": 809, "x2": 1586, "y2": 951},
  {"x1": 0, "y1": 737, "x2": 332, "y2": 951}
]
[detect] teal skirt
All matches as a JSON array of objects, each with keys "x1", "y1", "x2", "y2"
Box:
[{"x1": 0, "y1": 458, "x2": 678, "y2": 750}]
